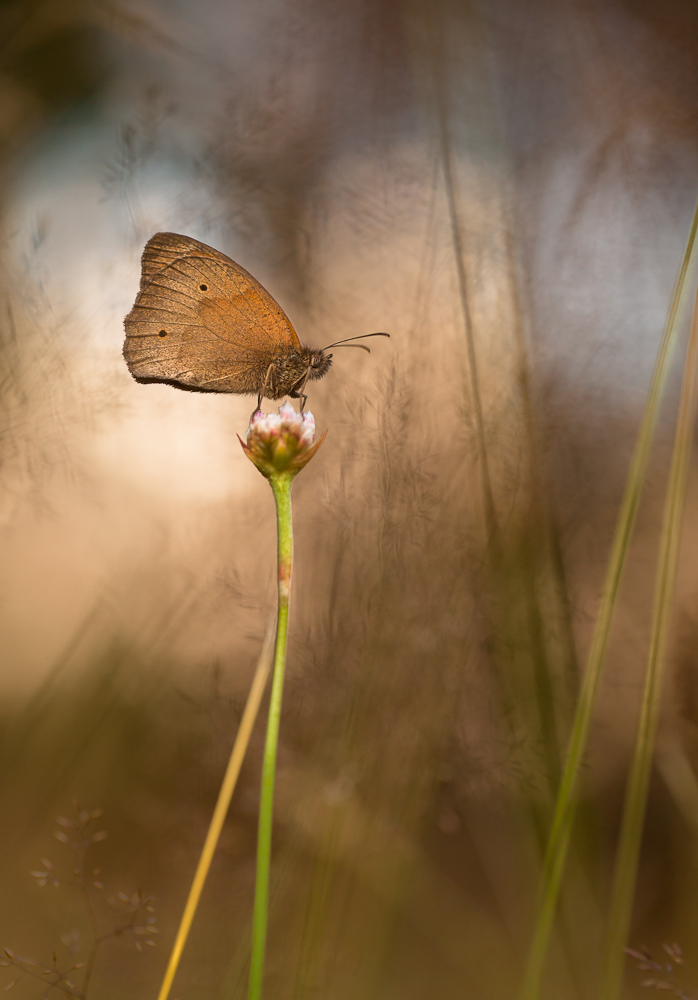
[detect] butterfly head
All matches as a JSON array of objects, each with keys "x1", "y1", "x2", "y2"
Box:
[{"x1": 307, "y1": 349, "x2": 333, "y2": 381}]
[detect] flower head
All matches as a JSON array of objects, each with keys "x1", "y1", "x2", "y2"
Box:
[{"x1": 239, "y1": 402, "x2": 326, "y2": 479}]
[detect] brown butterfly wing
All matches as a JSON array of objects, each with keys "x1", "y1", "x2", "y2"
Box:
[{"x1": 123, "y1": 233, "x2": 301, "y2": 394}]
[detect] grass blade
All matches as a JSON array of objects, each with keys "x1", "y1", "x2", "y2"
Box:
[
  {"x1": 156, "y1": 632, "x2": 273, "y2": 1000},
  {"x1": 518, "y1": 201, "x2": 698, "y2": 1000},
  {"x1": 600, "y1": 262, "x2": 698, "y2": 1000}
]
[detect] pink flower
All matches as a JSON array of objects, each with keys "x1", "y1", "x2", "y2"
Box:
[{"x1": 239, "y1": 403, "x2": 326, "y2": 478}]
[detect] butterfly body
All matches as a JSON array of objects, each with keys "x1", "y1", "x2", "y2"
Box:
[
  {"x1": 265, "y1": 348, "x2": 333, "y2": 399},
  {"x1": 123, "y1": 232, "x2": 332, "y2": 401}
]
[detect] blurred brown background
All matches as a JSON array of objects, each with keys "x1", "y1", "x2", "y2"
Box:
[{"x1": 2, "y1": 0, "x2": 698, "y2": 997}]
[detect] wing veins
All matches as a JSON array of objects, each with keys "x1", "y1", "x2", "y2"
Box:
[
  {"x1": 185, "y1": 257, "x2": 272, "y2": 335},
  {"x1": 199, "y1": 363, "x2": 261, "y2": 385},
  {"x1": 185, "y1": 255, "x2": 293, "y2": 342}
]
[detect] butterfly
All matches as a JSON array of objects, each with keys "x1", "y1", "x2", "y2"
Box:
[{"x1": 123, "y1": 232, "x2": 388, "y2": 409}]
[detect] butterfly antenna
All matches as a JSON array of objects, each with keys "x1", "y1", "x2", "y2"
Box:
[{"x1": 320, "y1": 332, "x2": 390, "y2": 352}]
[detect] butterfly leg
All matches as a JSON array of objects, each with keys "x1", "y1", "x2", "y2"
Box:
[
  {"x1": 250, "y1": 394, "x2": 263, "y2": 421},
  {"x1": 251, "y1": 365, "x2": 275, "y2": 419},
  {"x1": 289, "y1": 388, "x2": 308, "y2": 411},
  {"x1": 290, "y1": 370, "x2": 310, "y2": 411}
]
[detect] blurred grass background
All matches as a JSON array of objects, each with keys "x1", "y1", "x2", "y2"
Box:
[{"x1": 1, "y1": 0, "x2": 698, "y2": 997}]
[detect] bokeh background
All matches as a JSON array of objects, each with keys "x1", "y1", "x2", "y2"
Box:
[{"x1": 2, "y1": 0, "x2": 698, "y2": 997}]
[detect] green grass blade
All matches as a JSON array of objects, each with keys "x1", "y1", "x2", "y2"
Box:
[
  {"x1": 600, "y1": 268, "x2": 698, "y2": 1000},
  {"x1": 518, "y1": 201, "x2": 698, "y2": 1000}
]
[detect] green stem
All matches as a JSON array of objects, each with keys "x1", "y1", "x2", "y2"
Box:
[
  {"x1": 248, "y1": 472, "x2": 295, "y2": 1000},
  {"x1": 600, "y1": 277, "x2": 698, "y2": 1000},
  {"x1": 518, "y1": 202, "x2": 698, "y2": 1000}
]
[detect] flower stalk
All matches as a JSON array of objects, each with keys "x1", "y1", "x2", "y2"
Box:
[
  {"x1": 247, "y1": 472, "x2": 293, "y2": 1000},
  {"x1": 241, "y1": 403, "x2": 325, "y2": 1000}
]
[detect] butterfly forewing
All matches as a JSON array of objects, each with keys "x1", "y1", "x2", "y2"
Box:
[
  {"x1": 124, "y1": 233, "x2": 301, "y2": 393},
  {"x1": 135, "y1": 232, "x2": 231, "y2": 289}
]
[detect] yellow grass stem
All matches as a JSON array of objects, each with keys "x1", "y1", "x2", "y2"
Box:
[
  {"x1": 600, "y1": 268, "x2": 698, "y2": 1000},
  {"x1": 518, "y1": 202, "x2": 698, "y2": 1000},
  {"x1": 155, "y1": 635, "x2": 273, "y2": 1000}
]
